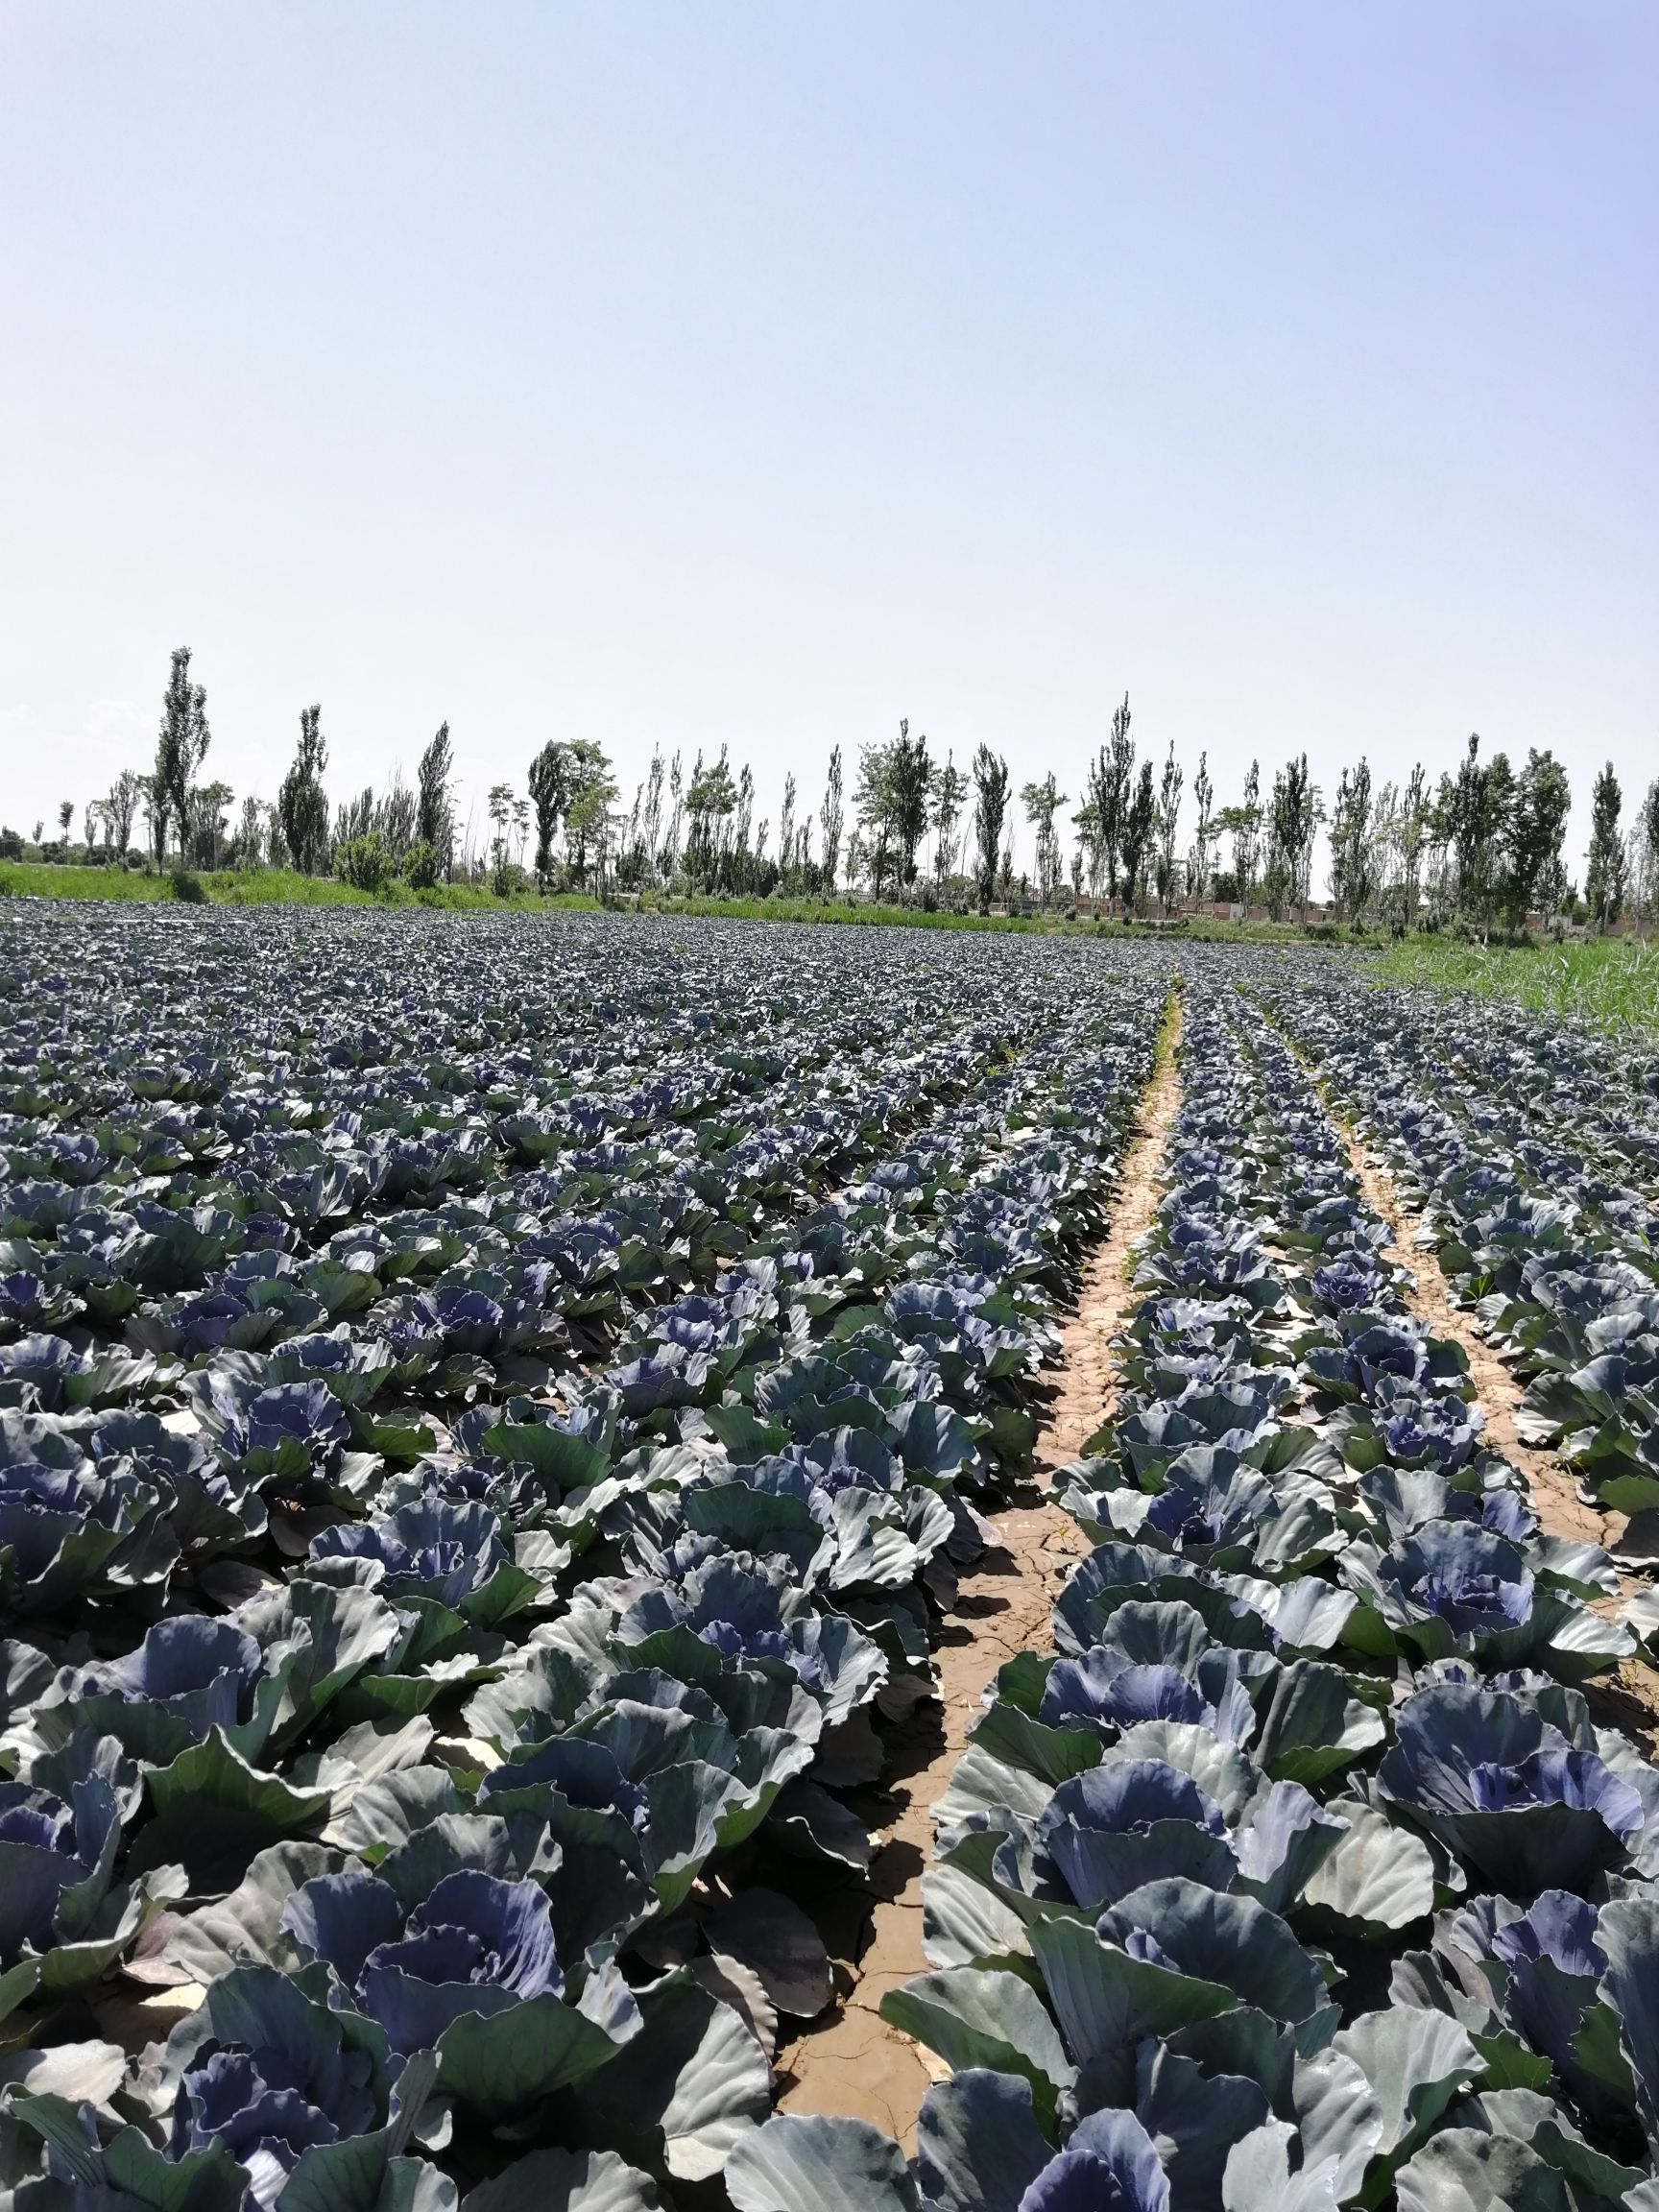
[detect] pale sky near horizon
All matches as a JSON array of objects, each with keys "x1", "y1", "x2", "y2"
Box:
[{"x1": 2, "y1": 4, "x2": 1654, "y2": 886}]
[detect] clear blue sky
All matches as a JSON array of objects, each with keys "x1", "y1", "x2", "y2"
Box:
[{"x1": 3, "y1": 4, "x2": 1654, "y2": 884}]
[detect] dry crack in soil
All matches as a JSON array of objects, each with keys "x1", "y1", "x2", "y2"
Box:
[{"x1": 773, "y1": 989, "x2": 1185, "y2": 2147}]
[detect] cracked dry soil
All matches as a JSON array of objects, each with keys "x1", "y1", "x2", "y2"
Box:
[{"x1": 773, "y1": 990, "x2": 1185, "y2": 2147}]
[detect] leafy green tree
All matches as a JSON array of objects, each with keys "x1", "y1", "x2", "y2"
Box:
[
  {"x1": 1586, "y1": 760, "x2": 1624, "y2": 932},
  {"x1": 1095, "y1": 696, "x2": 1135, "y2": 909},
  {"x1": 819, "y1": 746, "x2": 844, "y2": 893},
  {"x1": 1444, "y1": 733, "x2": 1516, "y2": 929},
  {"x1": 1154, "y1": 742, "x2": 1184, "y2": 914},
  {"x1": 235, "y1": 794, "x2": 267, "y2": 868},
  {"x1": 1188, "y1": 751, "x2": 1215, "y2": 904},
  {"x1": 527, "y1": 742, "x2": 569, "y2": 887},
  {"x1": 341, "y1": 830, "x2": 391, "y2": 891},
  {"x1": 731, "y1": 763, "x2": 757, "y2": 890},
  {"x1": 139, "y1": 779, "x2": 163, "y2": 869},
  {"x1": 1118, "y1": 759, "x2": 1156, "y2": 917},
  {"x1": 1497, "y1": 749, "x2": 1571, "y2": 933},
  {"x1": 332, "y1": 787, "x2": 374, "y2": 862},
  {"x1": 278, "y1": 705, "x2": 330, "y2": 874},
  {"x1": 685, "y1": 747, "x2": 737, "y2": 890},
  {"x1": 153, "y1": 647, "x2": 210, "y2": 865},
  {"x1": 971, "y1": 745, "x2": 1010, "y2": 915},
  {"x1": 661, "y1": 752, "x2": 685, "y2": 879},
  {"x1": 564, "y1": 740, "x2": 619, "y2": 894},
  {"x1": 1328, "y1": 759, "x2": 1374, "y2": 923},
  {"x1": 1020, "y1": 772, "x2": 1067, "y2": 904},
  {"x1": 889, "y1": 721, "x2": 932, "y2": 888},
  {"x1": 103, "y1": 769, "x2": 144, "y2": 860},
  {"x1": 1071, "y1": 792, "x2": 1103, "y2": 901},
  {"x1": 1264, "y1": 753, "x2": 1317, "y2": 922},
  {"x1": 638, "y1": 750, "x2": 665, "y2": 884},
  {"x1": 1638, "y1": 778, "x2": 1659, "y2": 925},
  {"x1": 777, "y1": 774, "x2": 797, "y2": 885},
  {"x1": 193, "y1": 780, "x2": 235, "y2": 870},
  {"x1": 1397, "y1": 763, "x2": 1430, "y2": 930},
  {"x1": 930, "y1": 751, "x2": 969, "y2": 883},
  {"x1": 854, "y1": 739, "x2": 898, "y2": 901},
  {"x1": 1219, "y1": 759, "x2": 1262, "y2": 919},
  {"x1": 487, "y1": 781, "x2": 516, "y2": 893},
  {"x1": 376, "y1": 775, "x2": 417, "y2": 866},
  {"x1": 416, "y1": 723, "x2": 455, "y2": 875}
]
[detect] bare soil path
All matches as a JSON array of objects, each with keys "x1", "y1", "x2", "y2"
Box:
[
  {"x1": 774, "y1": 989, "x2": 1185, "y2": 2147},
  {"x1": 1306, "y1": 1068, "x2": 1659, "y2": 1745}
]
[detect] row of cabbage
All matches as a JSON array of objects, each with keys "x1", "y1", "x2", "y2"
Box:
[
  {"x1": 1, "y1": 911, "x2": 1051, "y2": 1416},
  {"x1": 1258, "y1": 966, "x2": 1659, "y2": 1643},
  {"x1": 0, "y1": 901, "x2": 1171, "y2": 2211},
  {"x1": 727, "y1": 977, "x2": 1659, "y2": 2212}
]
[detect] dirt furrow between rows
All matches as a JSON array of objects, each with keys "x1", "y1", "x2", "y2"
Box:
[
  {"x1": 1312, "y1": 1076, "x2": 1659, "y2": 1745},
  {"x1": 773, "y1": 988, "x2": 1185, "y2": 2148}
]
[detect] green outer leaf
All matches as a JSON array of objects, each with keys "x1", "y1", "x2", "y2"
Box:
[
  {"x1": 6, "y1": 2093, "x2": 105, "y2": 2186},
  {"x1": 461, "y1": 2149, "x2": 661, "y2": 2212},
  {"x1": 434, "y1": 1991, "x2": 630, "y2": 2112},
  {"x1": 1298, "y1": 1799, "x2": 1437, "y2": 1936},
  {"x1": 561, "y1": 1974, "x2": 773, "y2": 2181},
  {"x1": 1392, "y1": 2128, "x2": 1570, "y2": 2212},
  {"x1": 1026, "y1": 1914, "x2": 1232, "y2": 2066},
  {"x1": 0, "y1": 1958, "x2": 41, "y2": 2027},
  {"x1": 1252, "y1": 1661, "x2": 1387, "y2": 1785},
  {"x1": 103, "y1": 2127, "x2": 248, "y2": 2212},
  {"x1": 725, "y1": 2115, "x2": 919, "y2": 2212},
  {"x1": 966, "y1": 1700, "x2": 1102, "y2": 1786},
  {"x1": 147, "y1": 1727, "x2": 333, "y2": 1826},
  {"x1": 879, "y1": 1969, "x2": 1074, "y2": 2126},
  {"x1": 1331, "y1": 2008, "x2": 1483, "y2": 2201},
  {"x1": 1597, "y1": 1893, "x2": 1659, "y2": 2139},
  {"x1": 912, "y1": 2069, "x2": 1052, "y2": 2212}
]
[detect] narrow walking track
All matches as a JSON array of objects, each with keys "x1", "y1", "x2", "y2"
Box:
[
  {"x1": 1036, "y1": 991, "x2": 1185, "y2": 1471},
  {"x1": 774, "y1": 988, "x2": 1185, "y2": 2147},
  {"x1": 1307, "y1": 1060, "x2": 1659, "y2": 1744}
]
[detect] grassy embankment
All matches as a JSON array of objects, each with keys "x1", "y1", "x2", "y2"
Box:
[
  {"x1": 1370, "y1": 932, "x2": 1658, "y2": 1040},
  {"x1": 0, "y1": 862, "x2": 603, "y2": 913}
]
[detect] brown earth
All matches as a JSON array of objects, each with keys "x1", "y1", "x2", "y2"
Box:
[
  {"x1": 774, "y1": 988, "x2": 1186, "y2": 2146},
  {"x1": 1335, "y1": 1127, "x2": 1609, "y2": 1551}
]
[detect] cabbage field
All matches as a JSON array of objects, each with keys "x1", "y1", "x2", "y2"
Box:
[{"x1": 2, "y1": 904, "x2": 1658, "y2": 2212}]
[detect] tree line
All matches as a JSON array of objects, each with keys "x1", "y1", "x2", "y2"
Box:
[{"x1": 6, "y1": 646, "x2": 1657, "y2": 934}]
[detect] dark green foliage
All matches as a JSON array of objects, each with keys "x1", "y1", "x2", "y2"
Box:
[
  {"x1": 889, "y1": 721, "x2": 932, "y2": 888},
  {"x1": 527, "y1": 742, "x2": 570, "y2": 888},
  {"x1": 277, "y1": 705, "x2": 330, "y2": 875},
  {"x1": 1328, "y1": 759, "x2": 1374, "y2": 923},
  {"x1": 1586, "y1": 760, "x2": 1624, "y2": 932},
  {"x1": 341, "y1": 830, "x2": 391, "y2": 893},
  {"x1": 972, "y1": 744, "x2": 1010, "y2": 916},
  {"x1": 416, "y1": 722, "x2": 454, "y2": 871},
  {"x1": 153, "y1": 647, "x2": 211, "y2": 868},
  {"x1": 1119, "y1": 757, "x2": 1156, "y2": 918},
  {"x1": 819, "y1": 746, "x2": 845, "y2": 892},
  {"x1": 402, "y1": 837, "x2": 439, "y2": 890}
]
